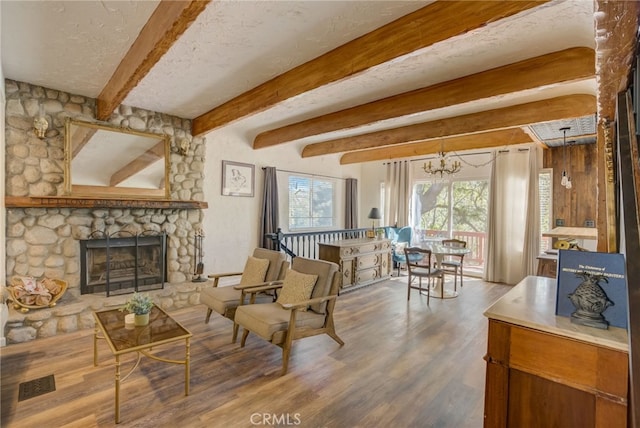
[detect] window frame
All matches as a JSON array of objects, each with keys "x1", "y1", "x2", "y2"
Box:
[{"x1": 286, "y1": 174, "x2": 337, "y2": 231}]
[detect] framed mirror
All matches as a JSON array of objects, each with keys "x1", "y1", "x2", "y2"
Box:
[{"x1": 64, "y1": 119, "x2": 170, "y2": 199}]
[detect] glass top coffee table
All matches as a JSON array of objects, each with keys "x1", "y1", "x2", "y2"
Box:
[{"x1": 93, "y1": 305, "x2": 192, "y2": 424}]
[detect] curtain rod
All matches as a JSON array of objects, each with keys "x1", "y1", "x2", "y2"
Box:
[
  {"x1": 406, "y1": 151, "x2": 495, "y2": 164},
  {"x1": 390, "y1": 147, "x2": 530, "y2": 164},
  {"x1": 263, "y1": 167, "x2": 347, "y2": 181}
]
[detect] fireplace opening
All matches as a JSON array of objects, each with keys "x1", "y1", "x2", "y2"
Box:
[{"x1": 80, "y1": 233, "x2": 167, "y2": 296}]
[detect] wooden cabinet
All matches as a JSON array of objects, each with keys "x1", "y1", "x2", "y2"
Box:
[
  {"x1": 536, "y1": 253, "x2": 557, "y2": 278},
  {"x1": 318, "y1": 238, "x2": 391, "y2": 292},
  {"x1": 484, "y1": 276, "x2": 629, "y2": 427}
]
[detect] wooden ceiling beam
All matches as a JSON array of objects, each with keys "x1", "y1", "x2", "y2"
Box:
[
  {"x1": 70, "y1": 126, "x2": 97, "y2": 159},
  {"x1": 96, "y1": 0, "x2": 210, "y2": 120},
  {"x1": 191, "y1": 0, "x2": 549, "y2": 136},
  {"x1": 302, "y1": 94, "x2": 596, "y2": 157},
  {"x1": 340, "y1": 128, "x2": 532, "y2": 165},
  {"x1": 109, "y1": 142, "x2": 165, "y2": 186},
  {"x1": 254, "y1": 47, "x2": 595, "y2": 149}
]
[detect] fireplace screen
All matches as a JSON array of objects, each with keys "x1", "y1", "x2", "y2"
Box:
[{"x1": 80, "y1": 233, "x2": 166, "y2": 296}]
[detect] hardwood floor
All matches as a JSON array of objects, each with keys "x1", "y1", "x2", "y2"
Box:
[{"x1": 1, "y1": 276, "x2": 510, "y2": 427}]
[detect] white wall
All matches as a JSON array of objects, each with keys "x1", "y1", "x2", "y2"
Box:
[
  {"x1": 359, "y1": 161, "x2": 386, "y2": 226},
  {"x1": 201, "y1": 128, "x2": 361, "y2": 273}
]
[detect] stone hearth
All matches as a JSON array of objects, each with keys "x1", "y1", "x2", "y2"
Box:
[{"x1": 3, "y1": 80, "x2": 208, "y2": 344}]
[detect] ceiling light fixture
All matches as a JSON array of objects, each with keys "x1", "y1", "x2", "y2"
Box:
[
  {"x1": 560, "y1": 127, "x2": 572, "y2": 190},
  {"x1": 422, "y1": 140, "x2": 461, "y2": 177}
]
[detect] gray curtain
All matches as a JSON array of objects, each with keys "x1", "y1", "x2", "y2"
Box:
[
  {"x1": 345, "y1": 178, "x2": 358, "y2": 229},
  {"x1": 259, "y1": 167, "x2": 279, "y2": 249}
]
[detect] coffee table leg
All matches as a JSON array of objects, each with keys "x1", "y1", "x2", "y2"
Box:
[
  {"x1": 185, "y1": 337, "x2": 190, "y2": 396},
  {"x1": 115, "y1": 354, "x2": 121, "y2": 424}
]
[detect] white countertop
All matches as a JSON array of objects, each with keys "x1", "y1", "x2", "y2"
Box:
[{"x1": 484, "y1": 276, "x2": 628, "y2": 352}]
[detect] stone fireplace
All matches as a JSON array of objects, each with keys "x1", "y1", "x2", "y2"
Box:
[
  {"x1": 80, "y1": 233, "x2": 167, "y2": 296},
  {"x1": 3, "y1": 80, "x2": 211, "y2": 344}
]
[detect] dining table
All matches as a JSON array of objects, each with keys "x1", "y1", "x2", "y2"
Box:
[{"x1": 419, "y1": 241, "x2": 472, "y2": 299}]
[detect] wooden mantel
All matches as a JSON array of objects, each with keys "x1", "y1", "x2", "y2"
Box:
[{"x1": 4, "y1": 196, "x2": 208, "y2": 209}]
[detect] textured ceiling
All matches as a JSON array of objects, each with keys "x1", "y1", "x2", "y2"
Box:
[
  {"x1": 1, "y1": 0, "x2": 599, "y2": 156},
  {"x1": 530, "y1": 116, "x2": 598, "y2": 146}
]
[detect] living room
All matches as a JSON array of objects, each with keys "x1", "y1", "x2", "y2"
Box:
[{"x1": 1, "y1": 1, "x2": 639, "y2": 427}]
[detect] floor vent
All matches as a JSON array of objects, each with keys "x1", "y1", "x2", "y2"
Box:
[{"x1": 18, "y1": 374, "x2": 56, "y2": 401}]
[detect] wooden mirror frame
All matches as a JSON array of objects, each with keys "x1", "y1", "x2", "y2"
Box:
[{"x1": 64, "y1": 118, "x2": 170, "y2": 199}]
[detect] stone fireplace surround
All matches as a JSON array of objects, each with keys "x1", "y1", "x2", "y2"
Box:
[{"x1": 4, "y1": 80, "x2": 211, "y2": 344}]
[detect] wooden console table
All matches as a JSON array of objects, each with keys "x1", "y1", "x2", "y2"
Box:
[
  {"x1": 483, "y1": 276, "x2": 629, "y2": 427},
  {"x1": 318, "y1": 238, "x2": 391, "y2": 292}
]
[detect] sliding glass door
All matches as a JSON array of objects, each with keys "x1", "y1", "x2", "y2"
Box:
[{"x1": 411, "y1": 178, "x2": 489, "y2": 276}]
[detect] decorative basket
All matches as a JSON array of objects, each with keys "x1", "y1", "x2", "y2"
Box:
[{"x1": 7, "y1": 277, "x2": 68, "y2": 313}]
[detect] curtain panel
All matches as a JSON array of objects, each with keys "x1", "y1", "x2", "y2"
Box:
[
  {"x1": 259, "y1": 166, "x2": 279, "y2": 250},
  {"x1": 345, "y1": 178, "x2": 358, "y2": 229},
  {"x1": 385, "y1": 161, "x2": 410, "y2": 228},
  {"x1": 484, "y1": 148, "x2": 540, "y2": 284}
]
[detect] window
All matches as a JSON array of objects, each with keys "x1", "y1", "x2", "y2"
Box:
[
  {"x1": 539, "y1": 169, "x2": 553, "y2": 253},
  {"x1": 288, "y1": 175, "x2": 335, "y2": 230}
]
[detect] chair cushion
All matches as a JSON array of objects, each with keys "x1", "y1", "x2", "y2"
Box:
[
  {"x1": 290, "y1": 257, "x2": 338, "y2": 314},
  {"x1": 200, "y1": 285, "x2": 273, "y2": 315},
  {"x1": 235, "y1": 302, "x2": 325, "y2": 343},
  {"x1": 252, "y1": 248, "x2": 286, "y2": 281},
  {"x1": 240, "y1": 256, "x2": 270, "y2": 285},
  {"x1": 276, "y1": 269, "x2": 318, "y2": 311},
  {"x1": 393, "y1": 242, "x2": 407, "y2": 253}
]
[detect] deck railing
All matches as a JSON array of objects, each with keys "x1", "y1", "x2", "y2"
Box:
[
  {"x1": 267, "y1": 227, "x2": 487, "y2": 272},
  {"x1": 418, "y1": 229, "x2": 486, "y2": 266},
  {"x1": 266, "y1": 227, "x2": 370, "y2": 260}
]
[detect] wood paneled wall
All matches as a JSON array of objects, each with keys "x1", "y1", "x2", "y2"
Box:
[{"x1": 543, "y1": 143, "x2": 598, "y2": 227}]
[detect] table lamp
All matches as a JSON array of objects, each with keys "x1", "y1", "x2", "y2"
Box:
[{"x1": 367, "y1": 207, "x2": 381, "y2": 238}]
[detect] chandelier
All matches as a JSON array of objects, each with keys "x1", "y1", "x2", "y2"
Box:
[{"x1": 423, "y1": 150, "x2": 461, "y2": 177}]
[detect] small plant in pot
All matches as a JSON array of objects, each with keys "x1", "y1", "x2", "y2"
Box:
[{"x1": 121, "y1": 292, "x2": 154, "y2": 326}]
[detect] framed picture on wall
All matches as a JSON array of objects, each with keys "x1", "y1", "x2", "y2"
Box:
[{"x1": 221, "y1": 160, "x2": 254, "y2": 197}]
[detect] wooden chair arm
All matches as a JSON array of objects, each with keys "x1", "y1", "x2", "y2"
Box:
[
  {"x1": 280, "y1": 294, "x2": 338, "y2": 310},
  {"x1": 207, "y1": 271, "x2": 242, "y2": 288},
  {"x1": 235, "y1": 281, "x2": 284, "y2": 293},
  {"x1": 207, "y1": 272, "x2": 243, "y2": 279}
]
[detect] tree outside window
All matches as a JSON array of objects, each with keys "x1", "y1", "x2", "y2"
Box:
[{"x1": 288, "y1": 176, "x2": 334, "y2": 230}]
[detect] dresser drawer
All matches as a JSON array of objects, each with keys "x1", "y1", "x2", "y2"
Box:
[
  {"x1": 340, "y1": 241, "x2": 377, "y2": 257},
  {"x1": 356, "y1": 253, "x2": 380, "y2": 270},
  {"x1": 355, "y1": 267, "x2": 380, "y2": 285}
]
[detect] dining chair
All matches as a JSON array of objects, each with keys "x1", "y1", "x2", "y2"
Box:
[
  {"x1": 404, "y1": 246, "x2": 444, "y2": 305},
  {"x1": 441, "y1": 239, "x2": 467, "y2": 290},
  {"x1": 391, "y1": 226, "x2": 422, "y2": 276},
  {"x1": 200, "y1": 248, "x2": 288, "y2": 342}
]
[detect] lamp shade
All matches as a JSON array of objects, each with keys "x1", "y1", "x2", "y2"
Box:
[{"x1": 367, "y1": 207, "x2": 381, "y2": 220}]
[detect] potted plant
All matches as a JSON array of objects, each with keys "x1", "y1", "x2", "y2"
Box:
[{"x1": 121, "y1": 292, "x2": 154, "y2": 326}]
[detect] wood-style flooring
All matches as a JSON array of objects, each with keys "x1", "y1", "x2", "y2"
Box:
[{"x1": 1, "y1": 276, "x2": 511, "y2": 427}]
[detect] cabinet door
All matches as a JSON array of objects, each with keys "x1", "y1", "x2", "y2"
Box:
[{"x1": 340, "y1": 259, "x2": 354, "y2": 288}]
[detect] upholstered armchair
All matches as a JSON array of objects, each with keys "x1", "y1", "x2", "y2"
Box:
[
  {"x1": 391, "y1": 226, "x2": 421, "y2": 276},
  {"x1": 200, "y1": 248, "x2": 288, "y2": 342},
  {"x1": 234, "y1": 257, "x2": 343, "y2": 375}
]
